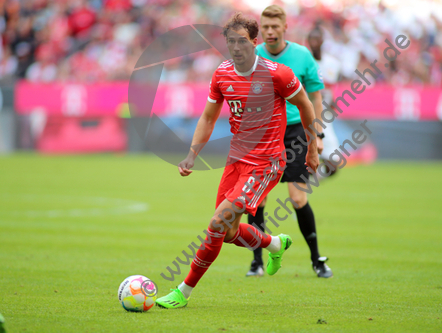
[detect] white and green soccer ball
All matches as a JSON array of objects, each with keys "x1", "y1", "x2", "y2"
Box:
[{"x1": 118, "y1": 275, "x2": 157, "y2": 312}]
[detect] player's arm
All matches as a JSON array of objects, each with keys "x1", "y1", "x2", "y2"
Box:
[
  {"x1": 308, "y1": 90, "x2": 324, "y2": 154},
  {"x1": 287, "y1": 88, "x2": 319, "y2": 173},
  {"x1": 178, "y1": 101, "x2": 223, "y2": 177}
]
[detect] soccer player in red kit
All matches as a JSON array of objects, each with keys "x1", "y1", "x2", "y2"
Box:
[{"x1": 156, "y1": 13, "x2": 319, "y2": 309}]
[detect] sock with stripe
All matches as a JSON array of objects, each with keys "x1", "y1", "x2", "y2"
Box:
[
  {"x1": 224, "y1": 223, "x2": 272, "y2": 249},
  {"x1": 184, "y1": 228, "x2": 226, "y2": 288},
  {"x1": 248, "y1": 206, "x2": 265, "y2": 265}
]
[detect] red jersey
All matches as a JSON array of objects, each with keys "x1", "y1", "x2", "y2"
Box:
[{"x1": 208, "y1": 56, "x2": 302, "y2": 166}]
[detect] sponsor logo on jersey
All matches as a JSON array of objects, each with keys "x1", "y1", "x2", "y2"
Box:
[
  {"x1": 286, "y1": 77, "x2": 298, "y2": 88},
  {"x1": 226, "y1": 85, "x2": 234, "y2": 92},
  {"x1": 228, "y1": 100, "x2": 243, "y2": 117}
]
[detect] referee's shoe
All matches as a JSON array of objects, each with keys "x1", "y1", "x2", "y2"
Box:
[
  {"x1": 246, "y1": 260, "x2": 264, "y2": 277},
  {"x1": 313, "y1": 257, "x2": 333, "y2": 278}
]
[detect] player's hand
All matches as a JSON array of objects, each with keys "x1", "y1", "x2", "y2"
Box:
[
  {"x1": 316, "y1": 137, "x2": 324, "y2": 155},
  {"x1": 305, "y1": 146, "x2": 319, "y2": 173},
  {"x1": 178, "y1": 157, "x2": 195, "y2": 177}
]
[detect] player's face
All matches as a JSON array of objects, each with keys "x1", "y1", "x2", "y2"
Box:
[
  {"x1": 260, "y1": 16, "x2": 287, "y2": 48},
  {"x1": 226, "y1": 28, "x2": 257, "y2": 67}
]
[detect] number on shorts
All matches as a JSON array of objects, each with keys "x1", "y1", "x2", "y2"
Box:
[{"x1": 242, "y1": 176, "x2": 255, "y2": 193}]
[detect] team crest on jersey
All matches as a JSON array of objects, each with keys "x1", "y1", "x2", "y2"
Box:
[{"x1": 251, "y1": 82, "x2": 263, "y2": 94}]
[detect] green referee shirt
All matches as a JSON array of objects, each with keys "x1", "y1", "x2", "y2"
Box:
[{"x1": 256, "y1": 41, "x2": 324, "y2": 125}]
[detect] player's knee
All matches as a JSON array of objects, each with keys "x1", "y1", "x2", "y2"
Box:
[
  {"x1": 210, "y1": 209, "x2": 235, "y2": 232},
  {"x1": 209, "y1": 218, "x2": 225, "y2": 234},
  {"x1": 290, "y1": 192, "x2": 307, "y2": 209}
]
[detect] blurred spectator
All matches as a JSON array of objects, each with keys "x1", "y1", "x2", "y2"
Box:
[
  {"x1": 8, "y1": 16, "x2": 36, "y2": 78},
  {"x1": 69, "y1": 0, "x2": 96, "y2": 40},
  {"x1": 0, "y1": 45, "x2": 17, "y2": 78},
  {"x1": 0, "y1": 0, "x2": 440, "y2": 86},
  {"x1": 25, "y1": 43, "x2": 57, "y2": 81}
]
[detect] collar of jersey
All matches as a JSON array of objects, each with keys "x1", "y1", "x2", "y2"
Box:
[
  {"x1": 234, "y1": 55, "x2": 259, "y2": 77},
  {"x1": 262, "y1": 41, "x2": 291, "y2": 59}
]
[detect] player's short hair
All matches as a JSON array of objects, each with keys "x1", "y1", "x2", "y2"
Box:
[
  {"x1": 261, "y1": 5, "x2": 286, "y2": 23},
  {"x1": 222, "y1": 12, "x2": 259, "y2": 40}
]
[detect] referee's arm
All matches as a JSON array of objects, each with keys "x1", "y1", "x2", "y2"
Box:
[{"x1": 287, "y1": 88, "x2": 319, "y2": 173}]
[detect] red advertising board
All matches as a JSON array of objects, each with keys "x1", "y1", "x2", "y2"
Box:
[{"x1": 15, "y1": 81, "x2": 442, "y2": 121}]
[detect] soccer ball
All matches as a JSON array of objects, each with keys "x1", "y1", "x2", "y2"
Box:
[{"x1": 118, "y1": 275, "x2": 157, "y2": 312}]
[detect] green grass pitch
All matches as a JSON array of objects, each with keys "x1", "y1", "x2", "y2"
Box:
[{"x1": 0, "y1": 154, "x2": 441, "y2": 332}]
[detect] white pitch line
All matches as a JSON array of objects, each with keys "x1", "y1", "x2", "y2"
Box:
[{"x1": 0, "y1": 194, "x2": 149, "y2": 218}]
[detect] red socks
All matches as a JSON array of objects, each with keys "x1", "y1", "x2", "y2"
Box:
[
  {"x1": 184, "y1": 223, "x2": 271, "y2": 288},
  {"x1": 224, "y1": 223, "x2": 271, "y2": 249},
  {"x1": 184, "y1": 228, "x2": 225, "y2": 288}
]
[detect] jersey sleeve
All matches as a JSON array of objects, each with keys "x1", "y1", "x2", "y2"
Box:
[
  {"x1": 274, "y1": 64, "x2": 302, "y2": 100},
  {"x1": 303, "y1": 51, "x2": 325, "y2": 93},
  {"x1": 207, "y1": 70, "x2": 224, "y2": 104}
]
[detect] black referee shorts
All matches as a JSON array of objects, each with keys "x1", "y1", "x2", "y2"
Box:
[{"x1": 280, "y1": 123, "x2": 309, "y2": 184}]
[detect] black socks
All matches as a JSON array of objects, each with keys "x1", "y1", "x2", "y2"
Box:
[
  {"x1": 247, "y1": 203, "x2": 320, "y2": 265},
  {"x1": 295, "y1": 202, "x2": 320, "y2": 263}
]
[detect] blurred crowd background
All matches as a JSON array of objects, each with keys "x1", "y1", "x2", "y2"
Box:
[{"x1": 1, "y1": 0, "x2": 441, "y2": 85}]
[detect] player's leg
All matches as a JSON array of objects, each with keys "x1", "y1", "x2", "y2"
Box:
[
  {"x1": 288, "y1": 182, "x2": 318, "y2": 261},
  {"x1": 156, "y1": 161, "x2": 292, "y2": 309},
  {"x1": 156, "y1": 164, "x2": 240, "y2": 309},
  {"x1": 287, "y1": 182, "x2": 332, "y2": 278},
  {"x1": 224, "y1": 201, "x2": 281, "y2": 257},
  {"x1": 156, "y1": 198, "x2": 244, "y2": 309},
  {"x1": 156, "y1": 193, "x2": 288, "y2": 309},
  {"x1": 214, "y1": 191, "x2": 287, "y2": 266},
  {"x1": 227, "y1": 161, "x2": 291, "y2": 276},
  {"x1": 246, "y1": 196, "x2": 267, "y2": 276},
  {"x1": 282, "y1": 123, "x2": 332, "y2": 278}
]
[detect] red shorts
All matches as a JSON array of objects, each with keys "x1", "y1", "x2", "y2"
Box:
[{"x1": 215, "y1": 159, "x2": 285, "y2": 216}]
